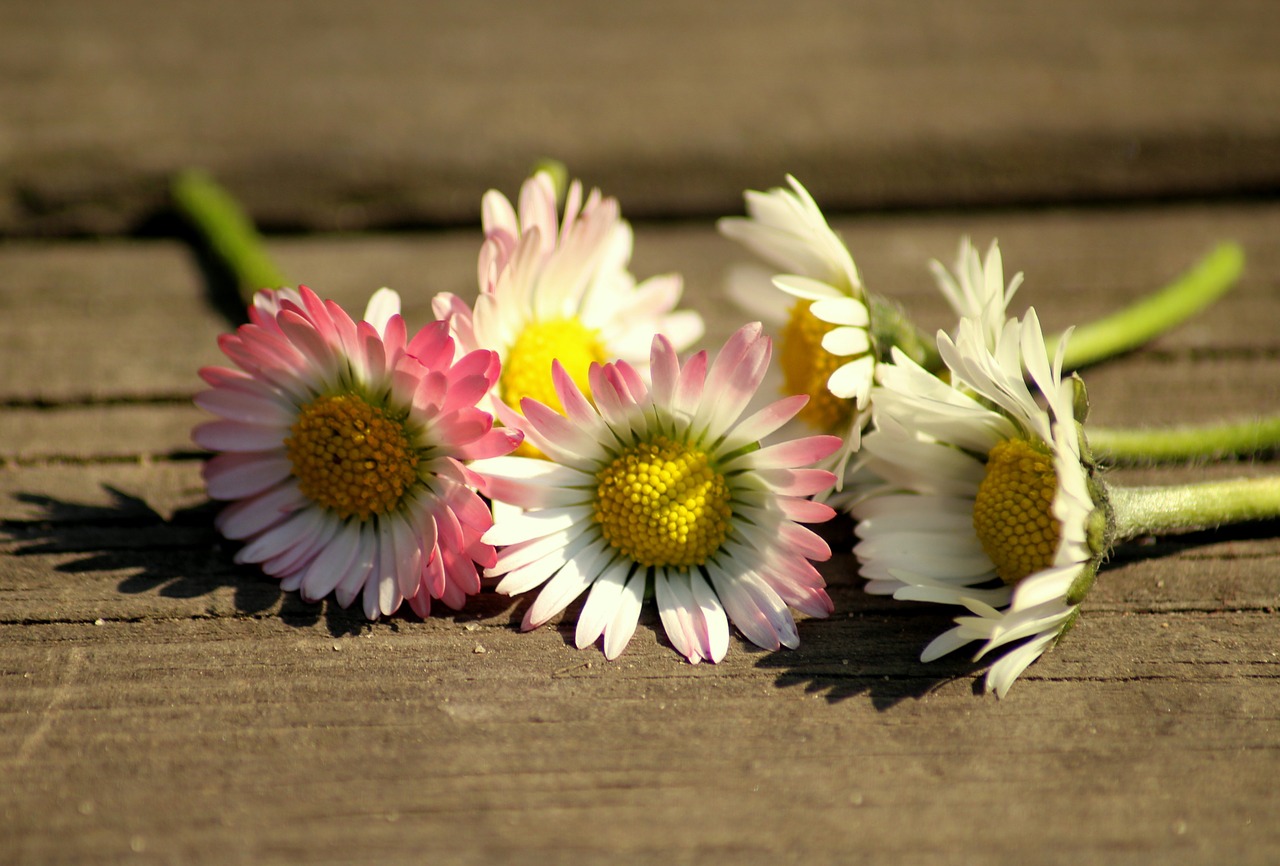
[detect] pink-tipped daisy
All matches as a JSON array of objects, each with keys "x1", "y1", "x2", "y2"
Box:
[
  {"x1": 193, "y1": 286, "x2": 521, "y2": 620},
  {"x1": 432, "y1": 170, "x2": 704, "y2": 439},
  {"x1": 473, "y1": 323, "x2": 843, "y2": 663}
]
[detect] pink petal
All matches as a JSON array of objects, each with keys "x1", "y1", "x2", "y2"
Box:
[
  {"x1": 276, "y1": 310, "x2": 341, "y2": 379},
  {"x1": 716, "y1": 395, "x2": 808, "y2": 454},
  {"x1": 703, "y1": 323, "x2": 766, "y2": 403},
  {"x1": 586, "y1": 363, "x2": 634, "y2": 433},
  {"x1": 520, "y1": 399, "x2": 607, "y2": 462},
  {"x1": 407, "y1": 320, "x2": 456, "y2": 371},
  {"x1": 448, "y1": 348, "x2": 499, "y2": 389},
  {"x1": 390, "y1": 514, "x2": 424, "y2": 600},
  {"x1": 725, "y1": 435, "x2": 842, "y2": 471},
  {"x1": 432, "y1": 408, "x2": 490, "y2": 446},
  {"x1": 414, "y1": 370, "x2": 449, "y2": 413},
  {"x1": 778, "y1": 496, "x2": 836, "y2": 525},
  {"x1": 614, "y1": 360, "x2": 649, "y2": 406},
  {"x1": 439, "y1": 375, "x2": 492, "y2": 418},
  {"x1": 648, "y1": 334, "x2": 680, "y2": 412},
  {"x1": 672, "y1": 350, "x2": 708, "y2": 420},
  {"x1": 194, "y1": 388, "x2": 293, "y2": 426},
  {"x1": 752, "y1": 468, "x2": 839, "y2": 498},
  {"x1": 777, "y1": 521, "x2": 832, "y2": 562},
  {"x1": 214, "y1": 481, "x2": 306, "y2": 539},
  {"x1": 202, "y1": 452, "x2": 293, "y2": 500},
  {"x1": 706, "y1": 563, "x2": 779, "y2": 652},
  {"x1": 356, "y1": 320, "x2": 388, "y2": 384},
  {"x1": 407, "y1": 587, "x2": 432, "y2": 618},
  {"x1": 446, "y1": 484, "x2": 494, "y2": 534},
  {"x1": 552, "y1": 362, "x2": 607, "y2": 433},
  {"x1": 454, "y1": 427, "x2": 522, "y2": 461},
  {"x1": 192, "y1": 420, "x2": 285, "y2": 453}
]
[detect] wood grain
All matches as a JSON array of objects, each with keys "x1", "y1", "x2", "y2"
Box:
[
  {"x1": 2, "y1": 203, "x2": 1278, "y2": 863},
  {"x1": 3, "y1": 0, "x2": 1279, "y2": 235}
]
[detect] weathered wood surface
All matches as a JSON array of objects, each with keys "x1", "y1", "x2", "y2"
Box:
[
  {"x1": 4, "y1": 2, "x2": 1280, "y2": 863},
  {"x1": 3, "y1": 0, "x2": 1280, "y2": 235},
  {"x1": 3, "y1": 206, "x2": 1279, "y2": 864}
]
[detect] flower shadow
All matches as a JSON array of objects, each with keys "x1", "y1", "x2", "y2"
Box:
[
  {"x1": 754, "y1": 583, "x2": 988, "y2": 710},
  {"x1": 4, "y1": 485, "x2": 368, "y2": 637}
]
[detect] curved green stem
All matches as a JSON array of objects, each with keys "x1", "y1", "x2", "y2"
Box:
[
  {"x1": 1108, "y1": 475, "x2": 1280, "y2": 542},
  {"x1": 171, "y1": 169, "x2": 288, "y2": 307},
  {"x1": 1089, "y1": 416, "x2": 1280, "y2": 464},
  {"x1": 1046, "y1": 242, "x2": 1244, "y2": 371}
]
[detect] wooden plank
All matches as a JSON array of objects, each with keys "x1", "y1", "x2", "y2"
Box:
[
  {"x1": 3, "y1": 205, "x2": 1279, "y2": 864},
  {"x1": 3, "y1": 0, "x2": 1279, "y2": 234},
  {"x1": 2, "y1": 614, "x2": 1277, "y2": 865},
  {"x1": 3, "y1": 202, "x2": 1279, "y2": 404}
]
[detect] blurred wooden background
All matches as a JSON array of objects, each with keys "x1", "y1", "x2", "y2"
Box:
[{"x1": 2, "y1": 2, "x2": 1278, "y2": 864}]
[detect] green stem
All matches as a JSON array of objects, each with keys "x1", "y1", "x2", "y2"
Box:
[
  {"x1": 170, "y1": 169, "x2": 288, "y2": 308},
  {"x1": 1108, "y1": 475, "x2": 1280, "y2": 542},
  {"x1": 1089, "y1": 416, "x2": 1280, "y2": 464},
  {"x1": 1046, "y1": 242, "x2": 1244, "y2": 371},
  {"x1": 869, "y1": 293, "x2": 943, "y2": 372}
]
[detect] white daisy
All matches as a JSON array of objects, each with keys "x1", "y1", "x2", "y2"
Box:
[
  {"x1": 718, "y1": 176, "x2": 873, "y2": 451},
  {"x1": 474, "y1": 324, "x2": 843, "y2": 663},
  {"x1": 852, "y1": 300, "x2": 1104, "y2": 697},
  {"x1": 433, "y1": 170, "x2": 704, "y2": 435},
  {"x1": 930, "y1": 237, "x2": 1024, "y2": 349}
]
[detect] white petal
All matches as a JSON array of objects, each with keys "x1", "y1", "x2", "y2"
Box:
[
  {"x1": 575, "y1": 560, "x2": 632, "y2": 650},
  {"x1": 483, "y1": 505, "x2": 594, "y2": 547},
  {"x1": 602, "y1": 572, "x2": 647, "y2": 659}
]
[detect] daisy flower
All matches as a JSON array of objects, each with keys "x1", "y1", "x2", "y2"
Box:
[
  {"x1": 432, "y1": 170, "x2": 704, "y2": 439},
  {"x1": 851, "y1": 295, "x2": 1105, "y2": 696},
  {"x1": 719, "y1": 177, "x2": 1020, "y2": 505},
  {"x1": 193, "y1": 286, "x2": 521, "y2": 620},
  {"x1": 474, "y1": 323, "x2": 843, "y2": 663},
  {"x1": 850, "y1": 238, "x2": 1280, "y2": 696},
  {"x1": 717, "y1": 175, "x2": 875, "y2": 454}
]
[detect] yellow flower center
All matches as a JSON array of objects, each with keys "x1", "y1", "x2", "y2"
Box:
[
  {"x1": 285, "y1": 393, "x2": 419, "y2": 521},
  {"x1": 780, "y1": 300, "x2": 855, "y2": 432},
  {"x1": 500, "y1": 317, "x2": 608, "y2": 414},
  {"x1": 500, "y1": 317, "x2": 609, "y2": 459},
  {"x1": 972, "y1": 438, "x2": 1062, "y2": 585},
  {"x1": 594, "y1": 436, "x2": 733, "y2": 569}
]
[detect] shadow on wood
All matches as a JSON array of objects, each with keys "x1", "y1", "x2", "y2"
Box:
[{"x1": 4, "y1": 486, "x2": 368, "y2": 636}]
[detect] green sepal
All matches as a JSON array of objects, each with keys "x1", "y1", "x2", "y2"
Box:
[{"x1": 1064, "y1": 563, "x2": 1098, "y2": 606}]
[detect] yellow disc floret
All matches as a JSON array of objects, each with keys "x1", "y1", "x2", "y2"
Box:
[
  {"x1": 285, "y1": 393, "x2": 419, "y2": 521},
  {"x1": 780, "y1": 300, "x2": 856, "y2": 432},
  {"x1": 500, "y1": 317, "x2": 608, "y2": 414},
  {"x1": 972, "y1": 438, "x2": 1062, "y2": 585},
  {"x1": 594, "y1": 436, "x2": 733, "y2": 569}
]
